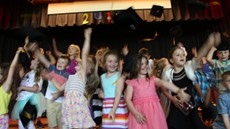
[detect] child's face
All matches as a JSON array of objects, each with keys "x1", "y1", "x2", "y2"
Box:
[
  {"x1": 56, "y1": 58, "x2": 68, "y2": 71},
  {"x1": 105, "y1": 54, "x2": 118, "y2": 73},
  {"x1": 222, "y1": 76, "x2": 230, "y2": 91},
  {"x1": 68, "y1": 45, "x2": 79, "y2": 56},
  {"x1": 217, "y1": 50, "x2": 229, "y2": 61},
  {"x1": 139, "y1": 57, "x2": 149, "y2": 75},
  {"x1": 170, "y1": 48, "x2": 186, "y2": 67}
]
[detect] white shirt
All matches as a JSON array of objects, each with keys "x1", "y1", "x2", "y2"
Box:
[{"x1": 17, "y1": 70, "x2": 43, "y2": 101}]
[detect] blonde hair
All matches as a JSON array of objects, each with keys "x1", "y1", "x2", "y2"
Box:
[
  {"x1": 84, "y1": 55, "x2": 100, "y2": 101},
  {"x1": 152, "y1": 58, "x2": 168, "y2": 78},
  {"x1": 68, "y1": 44, "x2": 81, "y2": 58}
]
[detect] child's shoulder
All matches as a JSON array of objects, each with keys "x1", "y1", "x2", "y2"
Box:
[{"x1": 218, "y1": 92, "x2": 230, "y2": 101}]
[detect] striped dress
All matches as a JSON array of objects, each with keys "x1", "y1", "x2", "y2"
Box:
[
  {"x1": 101, "y1": 72, "x2": 128, "y2": 129},
  {"x1": 62, "y1": 73, "x2": 95, "y2": 128}
]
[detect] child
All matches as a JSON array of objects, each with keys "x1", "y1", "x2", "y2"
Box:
[
  {"x1": 194, "y1": 57, "x2": 217, "y2": 124},
  {"x1": 125, "y1": 54, "x2": 190, "y2": 129},
  {"x1": 212, "y1": 71, "x2": 230, "y2": 129},
  {"x1": 28, "y1": 43, "x2": 70, "y2": 129},
  {"x1": 207, "y1": 40, "x2": 230, "y2": 95},
  {"x1": 100, "y1": 50, "x2": 128, "y2": 129},
  {"x1": 138, "y1": 48, "x2": 154, "y2": 75},
  {"x1": 90, "y1": 47, "x2": 109, "y2": 127},
  {"x1": 52, "y1": 28, "x2": 99, "y2": 129},
  {"x1": 152, "y1": 58, "x2": 172, "y2": 117},
  {"x1": 163, "y1": 32, "x2": 221, "y2": 129},
  {"x1": 11, "y1": 57, "x2": 44, "y2": 129},
  {"x1": 52, "y1": 38, "x2": 81, "y2": 74},
  {"x1": 0, "y1": 47, "x2": 22, "y2": 128}
]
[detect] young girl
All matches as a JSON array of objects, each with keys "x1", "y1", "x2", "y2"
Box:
[
  {"x1": 125, "y1": 54, "x2": 190, "y2": 129},
  {"x1": 100, "y1": 50, "x2": 128, "y2": 129},
  {"x1": 0, "y1": 47, "x2": 22, "y2": 128},
  {"x1": 212, "y1": 71, "x2": 230, "y2": 129},
  {"x1": 11, "y1": 57, "x2": 44, "y2": 129},
  {"x1": 52, "y1": 37, "x2": 81, "y2": 74},
  {"x1": 163, "y1": 32, "x2": 221, "y2": 129},
  {"x1": 51, "y1": 28, "x2": 99, "y2": 129},
  {"x1": 152, "y1": 58, "x2": 172, "y2": 117}
]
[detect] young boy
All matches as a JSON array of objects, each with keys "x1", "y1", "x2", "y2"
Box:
[
  {"x1": 207, "y1": 41, "x2": 230, "y2": 95},
  {"x1": 212, "y1": 71, "x2": 230, "y2": 129},
  {"x1": 29, "y1": 43, "x2": 70, "y2": 129},
  {"x1": 194, "y1": 57, "x2": 217, "y2": 125}
]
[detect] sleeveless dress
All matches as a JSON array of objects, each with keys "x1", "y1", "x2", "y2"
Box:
[
  {"x1": 62, "y1": 73, "x2": 95, "y2": 128},
  {"x1": 167, "y1": 69, "x2": 206, "y2": 129},
  {"x1": 125, "y1": 76, "x2": 168, "y2": 129},
  {"x1": 101, "y1": 72, "x2": 128, "y2": 129}
]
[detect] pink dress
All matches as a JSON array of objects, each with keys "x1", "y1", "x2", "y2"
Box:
[{"x1": 125, "y1": 76, "x2": 168, "y2": 129}]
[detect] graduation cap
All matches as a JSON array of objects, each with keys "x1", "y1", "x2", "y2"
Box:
[
  {"x1": 113, "y1": 7, "x2": 144, "y2": 30},
  {"x1": 150, "y1": 5, "x2": 164, "y2": 18},
  {"x1": 19, "y1": 101, "x2": 37, "y2": 128},
  {"x1": 14, "y1": 26, "x2": 44, "y2": 42}
]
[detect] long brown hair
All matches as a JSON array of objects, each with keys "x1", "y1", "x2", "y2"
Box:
[
  {"x1": 84, "y1": 55, "x2": 100, "y2": 101},
  {"x1": 129, "y1": 54, "x2": 149, "y2": 80}
]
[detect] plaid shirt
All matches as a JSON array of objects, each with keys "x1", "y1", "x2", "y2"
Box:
[
  {"x1": 194, "y1": 70, "x2": 210, "y2": 104},
  {"x1": 212, "y1": 59, "x2": 230, "y2": 93},
  {"x1": 202, "y1": 63, "x2": 216, "y2": 89}
]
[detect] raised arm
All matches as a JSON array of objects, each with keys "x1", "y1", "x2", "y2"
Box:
[
  {"x1": 194, "y1": 32, "x2": 221, "y2": 66},
  {"x1": 81, "y1": 28, "x2": 92, "y2": 76},
  {"x1": 3, "y1": 47, "x2": 22, "y2": 93},
  {"x1": 28, "y1": 43, "x2": 51, "y2": 68},
  {"x1": 206, "y1": 46, "x2": 217, "y2": 65},
  {"x1": 46, "y1": 50, "x2": 56, "y2": 65},
  {"x1": 52, "y1": 38, "x2": 66, "y2": 57}
]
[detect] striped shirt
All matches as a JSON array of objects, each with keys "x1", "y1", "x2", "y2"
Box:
[{"x1": 65, "y1": 74, "x2": 86, "y2": 94}]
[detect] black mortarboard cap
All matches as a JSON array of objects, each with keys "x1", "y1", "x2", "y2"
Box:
[
  {"x1": 19, "y1": 101, "x2": 37, "y2": 128},
  {"x1": 150, "y1": 5, "x2": 164, "y2": 18},
  {"x1": 113, "y1": 7, "x2": 144, "y2": 30}
]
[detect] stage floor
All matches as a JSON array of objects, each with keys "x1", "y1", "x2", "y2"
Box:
[{"x1": 9, "y1": 118, "x2": 48, "y2": 129}]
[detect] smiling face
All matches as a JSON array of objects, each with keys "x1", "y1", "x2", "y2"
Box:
[
  {"x1": 104, "y1": 54, "x2": 118, "y2": 73},
  {"x1": 170, "y1": 48, "x2": 186, "y2": 67},
  {"x1": 138, "y1": 57, "x2": 149, "y2": 77},
  {"x1": 56, "y1": 58, "x2": 69, "y2": 71}
]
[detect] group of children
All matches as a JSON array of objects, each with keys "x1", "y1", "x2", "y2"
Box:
[{"x1": 0, "y1": 29, "x2": 230, "y2": 129}]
